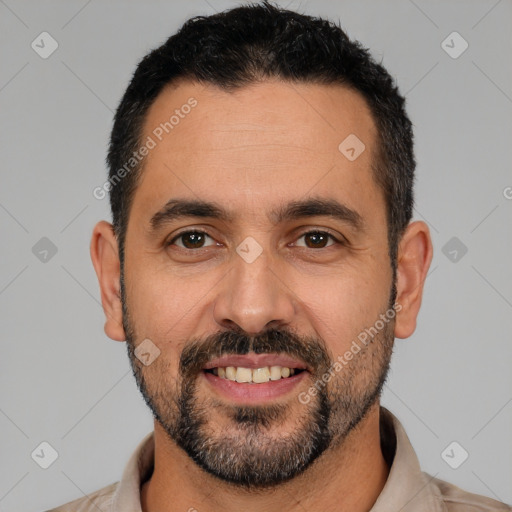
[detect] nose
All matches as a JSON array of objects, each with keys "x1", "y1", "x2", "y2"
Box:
[{"x1": 213, "y1": 249, "x2": 295, "y2": 335}]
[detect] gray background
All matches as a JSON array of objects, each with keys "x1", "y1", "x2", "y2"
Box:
[{"x1": 1, "y1": 0, "x2": 511, "y2": 510}]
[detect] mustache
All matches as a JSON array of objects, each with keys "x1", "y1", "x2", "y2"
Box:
[{"x1": 179, "y1": 327, "x2": 332, "y2": 379}]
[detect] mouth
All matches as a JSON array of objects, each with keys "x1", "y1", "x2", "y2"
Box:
[
  {"x1": 202, "y1": 353, "x2": 310, "y2": 403},
  {"x1": 204, "y1": 365, "x2": 306, "y2": 383}
]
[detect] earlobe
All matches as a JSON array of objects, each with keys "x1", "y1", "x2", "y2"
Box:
[
  {"x1": 394, "y1": 221, "x2": 433, "y2": 339},
  {"x1": 90, "y1": 221, "x2": 126, "y2": 342}
]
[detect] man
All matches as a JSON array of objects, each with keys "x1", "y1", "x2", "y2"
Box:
[{"x1": 48, "y1": 2, "x2": 511, "y2": 511}]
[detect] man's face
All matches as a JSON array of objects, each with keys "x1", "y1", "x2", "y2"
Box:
[{"x1": 121, "y1": 80, "x2": 395, "y2": 487}]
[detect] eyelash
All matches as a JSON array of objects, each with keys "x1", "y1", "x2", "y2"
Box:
[{"x1": 167, "y1": 229, "x2": 344, "y2": 250}]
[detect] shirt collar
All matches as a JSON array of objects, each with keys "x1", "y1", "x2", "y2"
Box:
[
  {"x1": 112, "y1": 429, "x2": 154, "y2": 512},
  {"x1": 371, "y1": 407, "x2": 444, "y2": 512}
]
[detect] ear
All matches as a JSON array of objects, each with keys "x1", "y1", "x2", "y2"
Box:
[
  {"x1": 394, "y1": 221, "x2": 433, "y2": 339},
  {"x1": 90, "y1": 221, "x2": 126, "y2": 341}
]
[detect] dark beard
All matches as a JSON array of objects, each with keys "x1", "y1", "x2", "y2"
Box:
[
  {"x1": 123, "y1": 296, "x2": 395, "y2": 489},
  {"x1": 169, "y1": 369, "x2": 332, "y2": 488}
]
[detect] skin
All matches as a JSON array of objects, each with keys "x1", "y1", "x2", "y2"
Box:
[{"x1": 91, "y1": 79, "x2": 432, "y2": 512}]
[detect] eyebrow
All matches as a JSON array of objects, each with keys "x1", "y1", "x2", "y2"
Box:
[{"x1": 149, "y1": 197, "x2": 364, "y2": 233}]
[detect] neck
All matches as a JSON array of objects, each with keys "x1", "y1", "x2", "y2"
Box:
[{"x1": 141, "y1": 403, "x2": 389, "y2": 512}]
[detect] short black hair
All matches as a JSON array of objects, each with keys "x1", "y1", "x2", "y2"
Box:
[{"x1": 107, "y1": 1, "x2": 414, "y2": 270}]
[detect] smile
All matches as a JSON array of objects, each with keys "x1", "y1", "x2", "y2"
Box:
[
  {"x1": 201, "y1": 353, "x2": 310, "y2": 403},
  {"x1": 205, "y1": 365, "x2": 304, "y2": 383}
]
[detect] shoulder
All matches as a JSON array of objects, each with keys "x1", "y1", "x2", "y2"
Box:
[
  {"x1": 429, "y1": 474, "x2": 512, "y2": 511},
  {"x1": 45, "y1": 482, "x2": 118, "y2": 512}
]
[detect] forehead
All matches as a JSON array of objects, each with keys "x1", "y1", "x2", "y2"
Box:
[{"x1": 132, "y1": 79, "x2": 382, "y2": 225}]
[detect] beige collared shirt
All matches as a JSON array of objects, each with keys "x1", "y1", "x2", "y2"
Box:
[{"x1": 47, "y1": 407, "x2": 511, "y2": 511}]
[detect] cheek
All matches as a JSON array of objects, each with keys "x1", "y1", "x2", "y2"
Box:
[
  {"x1": 125, "y1": 257, "x2": 219, "y2": 345},
  {"x1": 297, "y1": 262, "x2": 391, "y2": 355}
]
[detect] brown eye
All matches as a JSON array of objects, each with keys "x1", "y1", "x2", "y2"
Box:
[
  {"x1": 171, "y1": 231, "x2": 215, "y2": 249},
  {"x1": 296, "y1": 231, "x2": 336, "y2": 249}
]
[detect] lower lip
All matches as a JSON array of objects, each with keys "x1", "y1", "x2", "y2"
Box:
[{"x1": 202, "y1": 370, "x2": 308, "y2": 404}]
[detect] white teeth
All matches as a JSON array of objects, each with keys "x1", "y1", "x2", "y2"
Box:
[
  {"x1": 252, "y1": 367, "x2": 271, "y2": 383},
  {"x1": 235, "y1": 367, "x2": 252, "y2": 383},
  {"x1": 270, "y1": 365, "x2": 282, "y2": 381},
  {"x1": 211, "y1": 365, "x2": 300, "y2": 383},
  {"x1": 225, "y1": 366, "x2": 236, "y2": 381}
]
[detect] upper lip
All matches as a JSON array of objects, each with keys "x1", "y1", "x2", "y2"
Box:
[{"x1": 203, "y1": 353, "x2": 310, "y2": 372}]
